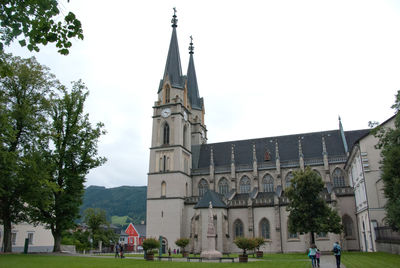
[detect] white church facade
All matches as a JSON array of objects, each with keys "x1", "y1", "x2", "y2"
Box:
[{"x1": 146, "y1": 11, "x2": 372, "y2": 253}]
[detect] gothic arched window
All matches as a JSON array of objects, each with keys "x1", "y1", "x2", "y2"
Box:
[
  {"x1": 260, "y1": 218, "x2": 270, "y2": 239},
  {"x1": 239, "y1": 176, "x2": 251, "y2": 193},
  {"x1": 165, "y1": 85, "x2": 170, "y2": 103},
  {"x1": 262, "y1": 174, "x2": 274, "y2": 192},
  {"x1": 285, "y1": 172, "x2": 294, "y2": 188},
  {"x1": 218, "y1": 178, "x2": 229, "y2": 195},
  {"x1": 313, "y1": 170, "x2": 322, "y2": 179},
  {"x1": 183, "y1": 125, "x2": 187, "y2": 148},
  {"x1": 234, "y1": 219, "x2": 244, "y2": 238},
  {"x1": 163, "y1": 123, "x2": 170, "y2": 145},
  {"x1": 343, "y1": 214, "x2": 354, "y2": 238},
  {"x1": 333, "y1": 168, "x2": 345, "y2": 187},
  {"x1": 198, "y1": 179, "x2": 209, "y2": 197},
  {"x1": 161, "y1": 181, "x2": 166, "y2": 197}
]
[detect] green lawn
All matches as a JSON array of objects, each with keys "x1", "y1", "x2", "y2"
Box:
[
  {"x1": 0, "y1": 252, "x2": 399, "y2": 268},
  {"x1": 0, "y1": 254, "x2": 309, "y2": 268},
  {"x1": 342, "y1": 252, "x2": 400, "y2": 268}
]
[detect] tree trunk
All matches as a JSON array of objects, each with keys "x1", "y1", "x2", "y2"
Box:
[
  {"x1": 2, "y1": 217, "x2": 12, "y2": 252},
  {"x1": 52, "y1": 229, "x2": 62, "y2": 252},
  {"x1": 310, "y1": 232, "x2": 315, "y2": 245}
]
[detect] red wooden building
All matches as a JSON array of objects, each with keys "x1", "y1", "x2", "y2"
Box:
[{"x1": 124, "y1": 223, "x2": 146, "y2": 252}]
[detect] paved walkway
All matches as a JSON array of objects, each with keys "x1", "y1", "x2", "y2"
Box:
[{"x1": 317, "y1": 255, "x2": 346, "y2": 268}]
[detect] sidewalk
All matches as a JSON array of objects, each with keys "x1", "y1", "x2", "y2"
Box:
[{"x1": 319, "y1": 255, "x2": 346, "y2": 268}]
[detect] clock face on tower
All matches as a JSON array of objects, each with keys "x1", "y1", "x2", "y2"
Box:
[{"x1": 161, "y1": 108, "x2": 171, "y2": 118}]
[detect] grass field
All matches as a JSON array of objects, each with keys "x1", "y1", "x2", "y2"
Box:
[
  {"x1": 342, "y1": 252, "x2": 400, "y2": 268},
  {"x1": 0, "y1": 252, "x2": 399, "y2": 268}
]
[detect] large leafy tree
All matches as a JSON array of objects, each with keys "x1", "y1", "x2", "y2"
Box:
[
  {"x1": 372, "y1": 90, "x2": 400, "y2": 231},
  {"x1": 0, "y1": 52, "x2": 57, "y2": 252},
  {"x1": 28, "y1": 82, "x2": 106, "y2": 252},
  {"x1": 0, "y1": 0, "x2": 83, "y2": 55},
  {"x1": 285, "y1": 167, "x2": 342, "y2": 244},
  {"x1": 83, "y1": 208, "x2": 118, "y2": 249}
]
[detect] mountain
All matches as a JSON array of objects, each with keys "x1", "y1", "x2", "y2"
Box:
[{"x1": 80, "y1": 185, "x2": 147, "y2": 226}]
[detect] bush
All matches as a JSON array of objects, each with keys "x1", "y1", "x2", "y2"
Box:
[{"x1": 253, "y1": 237, "x2": 266, "y2": 251}]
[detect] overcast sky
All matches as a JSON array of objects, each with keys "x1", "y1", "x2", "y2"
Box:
[{"x1": 7, "y1": 0, "x2": 400, "y2": 187}]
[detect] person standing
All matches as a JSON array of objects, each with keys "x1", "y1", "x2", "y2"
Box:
[
  {"x1": 308, "y1": 244, "x2": 317, "y2": 268},
  {"x1": 333, "y1": 241, "x2": 341, "y2": 268},
  {"x1": 315, "y1": 248, "x2": 321, "y2": 267}
]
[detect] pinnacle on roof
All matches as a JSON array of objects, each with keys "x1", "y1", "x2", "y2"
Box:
[
  {"x1": 186, "y1": 36, "x2": 202, "y2": 110},
  {"x1": 161, "y1": 8, "x2": 184, "y2": 90}
]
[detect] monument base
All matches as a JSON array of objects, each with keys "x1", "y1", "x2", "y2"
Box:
[{"x1": 200, "y1": 250, "x2": 222, "y2": 259}]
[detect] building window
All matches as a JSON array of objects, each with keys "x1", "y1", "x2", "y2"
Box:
[
  {"x1": 317, "y1": 232, "x2": 327, "y2": 238},
  {"x1": 161, "y1": 181, "x2": 166, "y2": 197},
  {"x1": 218, "y1": 178, "x2": 229, "y2": 195},
  {"x1": 262, "y1": 174, "x2": 274, "y2": 192},
  {"x1": 234, "y1": 219, "x2": 244, "y2": 238},
  {"x1": 288, "y1": 232, "x2": 298, "y2": 239},
  {"x1": 163, "y1": 123, "x2": 170, "y2": 145},
  {"x1": 183, "y1": 125, "x2": 187, "y2": 148},
  {"x1": 239, "y1": 176, "x2": 251, "y2": 193},
  {"x1": 11, "y1": 232, "x2": 16, "y2": 245},
  {"x1": 285, "y1": 172, "x2": 294, "y2": 188},
  {"x1": 198, "y1": 179, "x2": 209, "y2": 197},
  {"x1": 165, "y1": 85, "x2": 170, "y2": 103},
  {"x1": 260, "y1": 218, "x2": 270, "y2": 239},
  {"x1": 28, "y1": 233, "x2": 34, "y2": 245},
  {"x1": 343, "y1": 214, "x2": 354, "y2": 238},
  {"x1": 333, "y1": 168, "x2": 345, "y2": 187}
]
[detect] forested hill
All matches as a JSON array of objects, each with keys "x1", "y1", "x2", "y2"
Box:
[{"x1": 80, "y1": 185, "x2": 147, "y2": 227}]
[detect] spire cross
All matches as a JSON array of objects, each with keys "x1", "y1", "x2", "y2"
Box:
[
  {"x1": 171, "y1": 7, "x2": 178, "y2": 27},
  {"x1": 189, "y1": 35, "x2": 194, "y2": 54}
]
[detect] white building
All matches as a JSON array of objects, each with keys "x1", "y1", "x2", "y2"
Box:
[
  {"x1": 345, "y1": 116, "x2": 394, "y2": 252},
  {"x1": 0, "y1": 223, "x2": 54, "y2": 252}
]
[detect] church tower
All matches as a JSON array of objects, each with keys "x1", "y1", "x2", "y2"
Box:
[{"x1": 146, "y1": 9, "x2": 206, "y2": 251}]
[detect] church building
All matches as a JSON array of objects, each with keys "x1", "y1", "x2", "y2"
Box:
[{"x1": 146, "y1": 11, "x2": 369, "y2": 253}]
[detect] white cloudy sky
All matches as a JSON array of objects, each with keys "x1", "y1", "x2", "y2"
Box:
[{"x1": 7, "y1": 0, "x2": 400, "y2": 187}]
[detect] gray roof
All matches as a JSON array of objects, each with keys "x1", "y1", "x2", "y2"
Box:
[
  {"x1": 187, "y1": 53, "x2": 202, "y2": 110},
  {"x1": 159, "y1": 26, "x2": 184, "y2": 92},
  {"x1": 192, "y1": 129, "x2": 369, "y2": 169},
  {"x1": 194, "y1": 190, "x2": 227, "y2": 209},
  {"x1": 134, "y1": 224, "x2": 146, "y2": 237}
]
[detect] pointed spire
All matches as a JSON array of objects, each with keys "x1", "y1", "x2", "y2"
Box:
[
  {"x1": 210, "y1": 146, "x2": 214, "y2": 166},
  {"x1": 186, "y1": 35, "x2": 202, "y2": 110},
  {"x1": 161, "y1": 8, "x2": 183, "y2": 90},
  {"x1": 322, "y1": 135, "x2": 329, "y2": 171},
  {"x1": 231, "y1": 144, "x2": 235, "y2": 164},
  {"x1": 298, "y1": 137, "x2": 304, "y2": 170},
  {"x1": 322, "y1": 135, "x2": 327, "y2": 156},
  {"x1": 275, "y1": 139, "x2": 280, "y2": 160},
  {"x1": 252, "y1": 143, "x2": 258, "y2": 177},
  {"x1": 339, "y1": 116, "x2": 349, "y2": 154}
]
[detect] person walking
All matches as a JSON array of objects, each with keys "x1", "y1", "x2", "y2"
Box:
[
  {"x1": 315, "y1": 248, "x2": 321, "y2": 267},
  {"x1": 115, "y1": 243, "x2": 120, "y2": 258},
  {"x1": 333, "y1": 241, "x2": 341, "y2": 268},
  {"x1": 308, "y1": 244, "x2": 317, "y2": 268}
]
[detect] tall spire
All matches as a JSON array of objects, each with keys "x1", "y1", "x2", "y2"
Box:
[
  {"x1": 161, "y1": 8, "x2": 183, "y2": 90},
  {"x1": 186, "y1": 36, "x2": 202, "y2": 110},
  {"x1": 339, "y1": 116, "x2": 348, "y2": 154}
]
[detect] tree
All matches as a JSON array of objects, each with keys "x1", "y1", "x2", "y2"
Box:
[
  {"x1": 0, "y1": 53, "x2": 57, "y2": 252},
  {"x1": 285, "y1": 167, "x2": 342, "y2": 244},
  {"x1": 0, "y1": 0, "x2": 83, "y2": 55},
  {"x1": 28, "y1": 82, "x2": 106, "y2": 252},
  {"x1": 372, "y1": 90, "x2": 400, "y2": 231},
  {"x1": 233, "y1": 237, "x2": 256, "y2": 256},
  {"x1": 175, "y1": 238, "x2": 189, "y2": 256},
  {"x1": 143, "y1": 238, "x2": 160, "y2": 254},
  {"x1": 83, "y1": 208, "x2": 117, "y2": 249}
]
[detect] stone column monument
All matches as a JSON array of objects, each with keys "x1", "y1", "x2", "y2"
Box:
[{"x1": 200, "y1": 202, "x2": 222, "y2": 259}]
